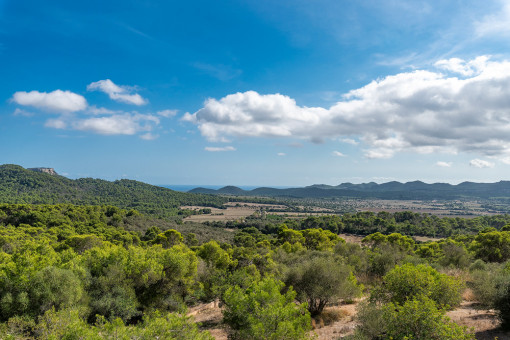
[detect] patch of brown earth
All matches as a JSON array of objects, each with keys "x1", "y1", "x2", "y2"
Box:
[
  {"x1": 310, "y1": 303, "x2": 358, "y2": 339},
  {"x1": 188, "y1": 300, "x2": 227, "y2": 340},
  {"x1": 189, "y1": 296, "x2": 510, "y2": 340},
  {"x1": 446, "y1": 301, "x2": 510, "y2": 340}
]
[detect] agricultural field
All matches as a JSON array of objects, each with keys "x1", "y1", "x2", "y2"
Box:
[{"x1": 181, "y1": 197, "x2": 502, "y2": 223}]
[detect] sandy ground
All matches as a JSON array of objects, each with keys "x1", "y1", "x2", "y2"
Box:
[
  {"x1": 447, "y1": 301, "x2": 510, "y2": 340},
  {"x1": 189, "y1": 297, "x2": 510, "y2": 340}
]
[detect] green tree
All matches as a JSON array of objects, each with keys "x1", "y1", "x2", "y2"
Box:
[
  {"x1": 300, "y1": 228, "x2": 342, "y2": 251},
  {"x1": 153, "y1": 229, "x2": 183, "y2": 248},
  {"x1": 223, "y1": 277, "x2": 311, "y2": 340},
  {"x1": 29, "y1": 266, "x2": 84, "y2": 316},
  {"x1": 285, "y1": 255, "x2": 361, "y2": 316},
  {"x1": 372, "y1": 263, "x2": 464, "y2": 309},
  {"x1": 471, "y1": 230, "x2": 510, "y2": 262},
  {"x1": 352, "y1": 296, "x2": 474, "y2": 339}
]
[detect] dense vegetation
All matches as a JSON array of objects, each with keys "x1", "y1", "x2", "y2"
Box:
[
  {"x1": 3, "y1": 202, "x2": 510, "y2": 338},
  {"x1": 0, "y1": 164, "x2": 228, "y2": 217},
  {"x1": 3, "y1": 166, "x2": 510, "y2": 338},
  {"x1": 207, "y1": 211, "x2": 510, "y2": 238}
]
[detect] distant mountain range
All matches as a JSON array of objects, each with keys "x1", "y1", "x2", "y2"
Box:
[{"x1": 189, "y1": 181, "x2": 510, "y2": 200}]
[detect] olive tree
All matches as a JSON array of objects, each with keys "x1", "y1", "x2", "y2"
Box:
[{"x1": 285, "y1": 255, "x2": 361, "y2": 316}]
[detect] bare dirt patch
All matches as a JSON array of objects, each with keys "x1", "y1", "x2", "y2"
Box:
[
  {"x1": 413, "y1": 235, "x2": 444, "y2": 243},
  {"x1": 181, "y1": 206, "x2": 255, "y2": 222},
  {"x1": 338, "y1": 233, "x2": 364, "y2": 244},
  {"x1": 188, "y1": 300, "x2": 227, "y2": 340},
  {"x1": 446, "y1": 301, "x2": 510, "y2": 340},
  {"x1": 190, "y1": 297, "x2": 509, "y2": 340},
  {"x1": 311, "y1": 303, "x2": 358, "y2": 339}
]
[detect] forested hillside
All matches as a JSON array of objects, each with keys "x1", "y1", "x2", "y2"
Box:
[{"x1": 0, "y1": 164, "x2": 227, "y2": 217}]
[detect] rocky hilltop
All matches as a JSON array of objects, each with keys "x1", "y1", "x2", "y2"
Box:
[{"x1": 28, "y1": 167, "x2": 58, "y2": 176}]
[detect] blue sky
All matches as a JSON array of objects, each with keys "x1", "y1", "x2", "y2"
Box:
[{"x1": 2, "y1": 0, "x2": 510, "y2": 186}]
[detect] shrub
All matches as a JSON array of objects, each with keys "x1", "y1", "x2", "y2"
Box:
[
  {"x1": 384, "y1": 296, "x2": 474, "y2": 339},
  {"x1": 222, "y1": 277, "x2": 311, "y2": 340},
  {"x1": 372, "y1": 263, "x2": 463, "y2": 309},
  {"x1": 471, "y1": 265, "x2": 510, "y2": 329},
  {"x1": 285, "y1": 255, "x2": 361, "y2": 316},
  {"x1": 471, "y1": 231, "x2": 510, "y2": 262},
  {"x1": 352, "y1": 296, "x2": 474, "y2": 340}
]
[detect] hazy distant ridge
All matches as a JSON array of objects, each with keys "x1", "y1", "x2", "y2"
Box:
[{"x1": 189, "y1": 180, "x2": 510, "y2": 199}]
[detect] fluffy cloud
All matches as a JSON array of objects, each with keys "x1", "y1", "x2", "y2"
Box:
[
  {"x1": 434, "y1": 56, "x2": 489, "y2": 76},
  {"x1": 469, "y1": 159, "x2": 495, "y2": 168},
  {"x1": 436, "y1": 161, "x2": 452, "y2": 167},
  {"x1": 71, "y1": 113, "x2": 158, "y2": 135},
  {"x1": 341, "y1": 138, "x2": 359, "y2": 145},
  {"x1": 277, "y1": 152, "x2": 286, "y2": 156},
  {"x1": 45, "y1": 113, "x2": 159, "y2": 137},
  {"x1": 204, "y1": 146, "x2": 236, "y2": 152},
  {"x1": 12, "y1": 90, "x2": 87, "y2": 112},
  {"x1": 332, "y1": 151, "x2": 345, "y2": 157},
  {"x1": 184, "y1": 56, "x2": 510, "y2": 161},
  {"x1": 87, "y1": 79, "x2": 147, "y2": 105},
  {"x1": 87, "y1": 106, "x2": 119, "y2": 115}
]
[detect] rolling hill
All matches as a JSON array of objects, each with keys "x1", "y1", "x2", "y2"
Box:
[
  {"x1": 0, "y1": 164, "x2": 227, "y2": 217},
  {"x1": 189, "y1": 180, "x2": 510, "y2": 200}
]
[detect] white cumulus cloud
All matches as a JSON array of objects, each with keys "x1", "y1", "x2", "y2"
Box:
[
  {"x1": 332, "y1": 151, "x2": 345, "y2": 157},
  {"x1": 12, "y1": 90, "x2": 87, "y2": 112},
  {"x1": 341, "y1": 138, "x2": 359, "y2": 145},
  {"x1": 87, "y1": 106, "x2": 119, "y2": 115},
  {"x1": 87, "y1": 79, "x2": 147, "y2": 105},
  {"x1": 44, "y1": 113, "x2": 159, "y2": 136},
  {"x1": 204, "y1": 146, "x2": 236, "y2": 152},
  {"x1": 469, "y1": 159, "x2": 495, "y2": 168},
  {"x1": 436, "y1": 161, "x2": 452, "y2": 167},
  {"x1": 71, "y1": 113, "x2": 158, "y2": 135},
  {"x1": 184, "y1": 56, "x2": 510, "y2": 161},
  {"x1": 434, "y1": 56, "x2": 489, "y2": 76}
]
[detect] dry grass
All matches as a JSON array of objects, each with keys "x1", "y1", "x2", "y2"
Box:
[
  {"x1": 446, "y1": 301, "x2": 510, "y2": 340},
  {"x1": 189, "y1": 296, "x2": 510, "y2": 340},
  {"x1": 315, "y1": 309, "x2": 351, "y2": 327},
  {"x1": 463, "y1": 288, "x2": 477, "y2": 302},
  {"x1": 310, "y1": 304, "x2": 358, "y2": 339},
  {"x1": 182, "y1": 206, "x2": 255, "y2": 222},
  {"x1": 413, "y1": 235, "x2": 444, "y2": 242},
  {"x1": 338, "y1": 233, "x2": 364, "y2": 244}
]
